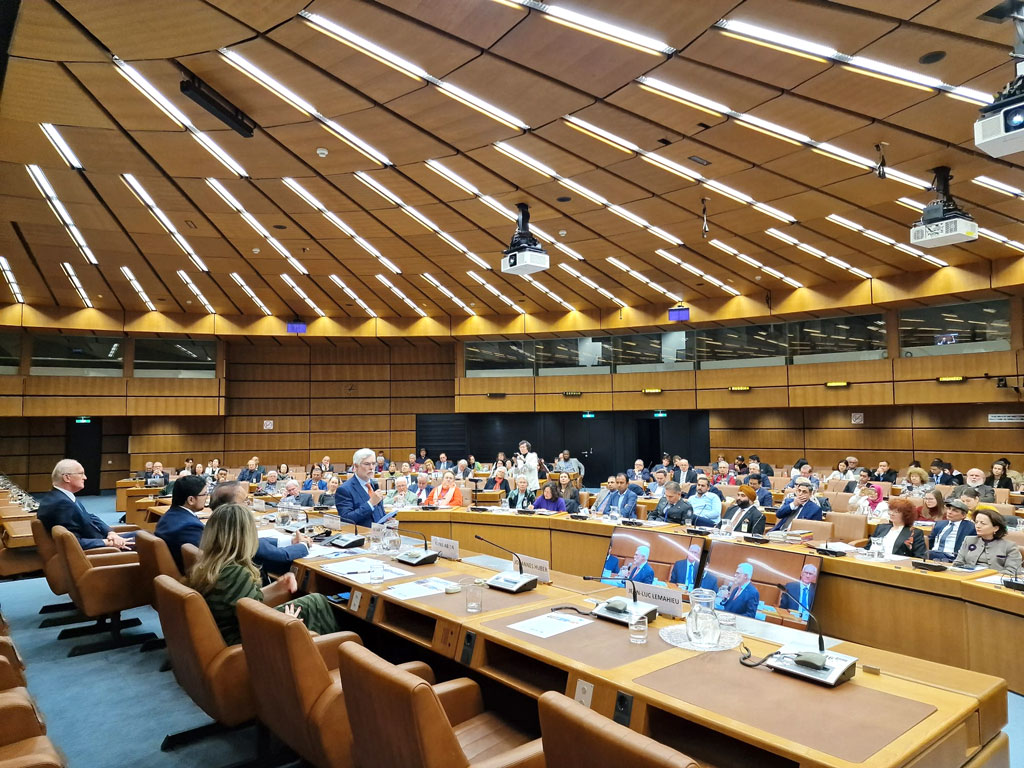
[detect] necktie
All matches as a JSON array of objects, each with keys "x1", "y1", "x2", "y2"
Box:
[
  {"x1": 686, "y1": 563, "x2": 694, "y2": 589},
  {"x1": 800, "y1": 584, "x2": 808, "y2": 607},
  {"x1": 937, "y1": 523, "x2": 954, "y2": 552}
]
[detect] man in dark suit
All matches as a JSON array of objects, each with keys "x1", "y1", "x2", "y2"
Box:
[
  {"x1": 302, "y1": 466, "x2": 327, "y2": 491},
  {"x1": 145, "y1": 461, "x2": 170, "y2": 488},
  {"x1": 716, "y1": 563, "x2": 760, "y2": 618},
  {"x1": 237, "y1": 459, "x2": 262, "y2": 484},
  {"x1": 318, "y1": 456, "x2": 335, "y2": 474},
  {"x1": 780, "y1": 564, "x2": 818, "y2": 614},
  {"x1": 928, "y1": 459, "x2": 953, "y2": 486},
  {"x1": 669, "y1": 543, "x2": 704, "y2": 591},
  {"x1": 338, "y1": 448, "x2": 386, "y2": 527},
  {"x1": 648, "y1": 482, "x2": 694, "y2": 524},
  {"x1": 749, "y1": 455, "x2": 773, "y2": 479},
  {"x1": 769, "y1": 482, "x2": 822, "y2": 532},
  {"x1": 626, "y1": 459, "x2": 650, "y2": 484},
  {"x1": 870, "y1": 460, "x2": 898, "y2": 484},
  {"x1": 928, "y1": 499, "x2": 976, "y2": 561},
  {"x1": 618, "y1": 545, "x2": 655, "y2": 585},
  {"x1": 719, "y1": 485, "x2": 767, "y2": 534},
  {"x1": 154, "y1": 474, "x2": 210, "y2": 572},
  {"x1": 435, "y1": 453, "x2": 455, "y2": 472},
  {"x1": 746, "y1": 474, "x2": 773, "y2": 507},
  {"x1": 413, "y1": 473, "x2": 433, "y2": 505},
  {"x1": 279, "y1": 480, "x2": 314, "y2": 508},
  {"x1": 37, "y1": 459, "x2": 129, "y2": 550},
  {"x1": 671, "y1": 456, "x2": 699, "y2": 485}
]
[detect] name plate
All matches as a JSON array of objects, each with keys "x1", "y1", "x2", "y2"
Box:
[
  {"x1": 518, "y1": 554, "x2": 551, "y2": 583},
  {"x1": 323, "y1": 513, "x2": 341, "y2": 530},
  {"x1": 631, "y1": 582, "x2": 684, "y2": 618},
  {"x1": 430, "y1": 536, "x2": 460, "y2": 560}
]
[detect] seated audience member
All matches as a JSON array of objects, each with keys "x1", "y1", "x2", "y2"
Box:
[
  {"x1": 251, "y1": 457, "x2": 267, "y2": 475},
  {"x1": 596, "y1": 474, "x2": 639, "y2": 519},
  {"x1": 716, "y1": 563, "x2": 759, "y2": 618},
  {"x1": 687, "y1": 476, "x2": 722, "y2": 524},
  {"x1": 507, "y1": 474, "x2": 535, "y2": 511},
  {"x1": 734, "y1": 455, "x2": 748, "y2": 474},
  {"x1": 669, "y1": 544, "x2": 703, "y2": 591},
  {"x1": 154, "y1": 475, "x2": 210, "y2": 572},
  {"x1": 871, "y1": 460, "x2": 898, "y2": 484},
  {"x1": 902, "y1": 467, "x2": 933, "y2": 498},
  {"x1": 648, "y1": 481, "x2": 695, "y2": 525},
  {"x1": 237, "y1": 459, "x2": 263, "y2": 484},
  {"x1": 38, "y1": 459, "x2": 130, "y2": 550},
  {"x1": 959, "y1": 487, "x2": 1000, "y2": 521},
  {"x1": 533, "y1": 482, "x2": 566, "y2": 513},
  {"x1": 483, "y1": 466, "x2": 511, "y2": 495},
  {"x1": 556, "y1": 472, "x2": 580, "y2": 514},
  {"x1": 785, "y1": 463, "x2": 820, "y2": 491},
  {"x1": 374, "y1": 453, "x2": 389, "y2": 473},
  {"x1": 318, "y1": 456, "x2": 334, "y2": 473},
  {"x1": 672, "y1": 456, "x2": 699, "y2": 484},
  {"x1": 422, "y1": 459, "x2": 436, "y2": 476},
  {"x1": 195, "y1": 463, "x2": 205, "y2": 477},
  {"x1": 455, "y1": 459, "x2": 473, "y2": 480},
  {"x1": 318, "y1": 475, "x2": 341, "y2": 508},
  {"x1": 626, "y1": 459, "x2": 650, "y2": 484},
  {"x1": 790, "y1": 458, "x2": 809, "y2": 479},
  {"x1": 823, "y1": 459, "x2": 848, "y2": 484},
  {"x1": 188, "y1": 503, "x2": 337, "y2": 645},
  {"x1": 276, "y1": 463, "x2": 290, "y2": 479},
  {"x1": 845, "y1": 468, "x2": 873, "y2": 494},
  {"x1": 425, "y1": 471, "x2": 463, "y2": 507},
  {"x1": 488, "y1": 452, "x2": 507, "y2": 476},
  {"x1": 749, "y1": 454, "x2": 773, "y2": 479},
  {"x1": 143, "y1": 460, "x2": 154, "y2": 478},
  {"x1": 720, "y1": 485, "x2": 766, "y2": 535},
  {"x1": 180, "y1": 458, "x2": 195, "y2": 475},
  {"x1": 205, "y1": 459, "x2": 221, "y2": 477},
  {"x1": 593, "y1": 476, "x2": 617, "y2": 510},
  {"x1": 918, "y1": 489, "x2": 945, "y2": 522},
  {"x1": 780, "y1": 564, "x2": 818, "y2": 615},
  {"x1": 952, "y1": 510, "x2": 1023, "y2": 575},
  {"x1": 842, "y1": 456, "x2": 859, "y2": 481},
  {"x1": 407, "y1": 453, "x2": 419, "y2": 471},
  {"x1": 929, "y1": 459, "x2": 952, "y2": 485},
  {"x1": 215, "y1": 467, "x2": 229, "y2": 484},
  {"x1": 468, "y1": 454, "x2": 482, "y2": 471},
  {"x1": 554, "y1": 449, "x2": 583, "y2": 477},
  {"x1": 987, "y1": 461, "x2": 1014, "y2": 491},
  {"x1": 647, "y1": 468, "x2": 670, "y2": 498},
  {"x1": 209, "y1": 482, "x2": 310, "y2": 571},
  {"x1": 279, "y1": 480, "x2": 313, "y2": 508},
  {"x1": 866, "y1": 498, "x2": 926, "y2": 558},
  {"x1": 148, "y1": 461, "x2": 170, "y2": 487},
  {"x1": 338, "y1": 449, "x2": 387, "y2": 527},
  {"x1": 399, "y1": 462, "x2": 413, "y2": 480},
  {"x1": 617, "y1": 545, "x2": 655, "y2": 585},
  {"x1": 259, "y1": 470, "x2": 283, "y2": 495},
  {"x1": 927, "y1": 499, "x2": 975, "y2": 562},
  {"x1": 413, "y1": 473, "x2": 433, "y2": 504},
  {"x1": 302, "y1": 466, "x2": 327, "y2": 491},
  {"x1": 947, "y1": 468, "x2": 996, "y2": 503},
  {"x1": 435, "y1": 453, "x2": 454, "y2": 472},
  {"x1": 385, "y1": 475, "x2": 418, "y2": 507},
  {"x1": 686, "y1": 478, "x2": 725, "y2": 503},
  {"x1": 416, "y1": 448, "x2": 429, "y2": 467},
  {"x1": 770, "y1": 481, "x2": 822, "y2": 532},
  {"x1": 711, "y1": 461, "x2": 737, "y2": 486},
  {"x1": 746, "y1": 474, "x2": 773, "y2": 507},
  {"x1": 849, "y1": 482, "x2": 888, "y2": 518}
]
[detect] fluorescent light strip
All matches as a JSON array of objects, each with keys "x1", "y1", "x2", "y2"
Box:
[
  {"x1": 605, "y1": 257, "x2": 682, "y2": 302},
  {"x1": 61, "y1": 262, "x2": 92, "y2": 308},
  {"x1": 282, "y1": 178, "x2": 400, "y2": 273},
  {"x1": 206, "y1": 178, "x2": 308, "y2": 274},
  {"x1": 230, "y1": 272, "x2": 272, "y2": 316},
  {"x1": 175, "y1": 344, "x2": 198, "y2": 359},
  {"x1": 113, "y1": 57, "x2": 248, "y2": 177},
  {"x1": 281, "y1": 274, "x2": 325, "y2": 317},
  {"x1": 715, "y1": 19, "x2": 993, "y2": 106},
  {"x1": 897, "y1": 197, "x2": 1024, "y2": 255},
  {"x1": 119, "y1": 266, "x2": 156, "y2": 311},
  {"x1": 300, "y1": 11, "x2": 528, "y2": 130},
  {"x1": 519, "y1": 273, "x2": 575, "y2": 311},
  {"x1": 467, "y1": 270, "x2": 527, "y2": 313},
  {"x1": 376, "y1": 274, "x2": 427, "y2": 317},
  {"x1": 764, "y1": 228, "x2": 871, "y2": 279},
  {"x1": 121, "y1": 174, "x2": 208, "y2": 271},
  {"x1": 177, "y1": 270, "x2": 215, "y2": 314},
  {"x1": 26, "y1": 165, "x2": 98, "y2": 265},
  {"x1": 636, "y1": 76, "x2": 931, "y2": 190},
  {"x1": 219, "y1": 49, "x2": 390, "y2": 166},
  {"x1": 556, "y1": 263, "x2": 627, "y2": 306},
  {"x1": 422, "y1": 273, "x2": 476, "y2": 315},
  {"x1": 328, "y1": 274, "x2": 377, "y2": 318},
  {"x1": 653, "y1": 249, "x2": 741, "y2": 295},
  {"x1": 972, "y1": 175, "x2": 1024, "y2": 199},
  {"x1": 354, "y1": 171, "x2": 491, "y2": 269},
  {"x1": 707, "y1": 239, "x2": 803, "y2": 287},
  {"x1": 0, "y1": 257, "x2": 24, "y2": 303},
  {"x1": 39, "y1": 124, "x2": 83, "y2": 169},
  {"x1": 825, "y1": 213, "x2": 947, "y2": 267},
  {"x1": 563, "y1": 115, "x2": 796, "y2": 224}
]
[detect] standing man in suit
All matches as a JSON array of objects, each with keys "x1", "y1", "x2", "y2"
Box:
[
  {"x1": 780, "y1": 564, "x2": 818, "y2": 616},
  {"x1": 669, "y1": 543, "x2": 704, "y2": 591},
  {"x1": 770, "y1": 481, "x2": 822, "y2": 531},
  {"x1": 338, "y1": 448, "x2": 386, "y2": 527},
  {"x1": 38, "y1": 459, "x2": 129, "y2": 550},
  {"x1": 153, "y1": 474, "x2": 210, "y2": 572},
  {"x1": 618, "y1": 545, "x2": 655, "y2": 585},
  {"x1": 716, "y1": 563, "x2": 760, "y2": 618},
  {"x1": 435, "y1": 453, "x2": 455, "y2": 472},
  {"x1": 871, "y1": 460, "x2": 898, "y2": 484},
  {"x1": 928, "y1": 499, "x2": 976, "y2": 561}
]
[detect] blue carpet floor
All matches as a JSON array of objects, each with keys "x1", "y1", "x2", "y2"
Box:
[{"x1": 2, "y1": 494, "x2": 1021, "y2": 766}]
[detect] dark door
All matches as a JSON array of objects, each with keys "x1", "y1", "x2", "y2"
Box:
[
  {"x1": 635, "y1": 418, "x2": 662, "y2": 472},
  {"x1": 65, "y1": 417, "x2": 102, "y2": 496},
  {"x1": 564, "y1": 413, "x2": 615, "y2": 485}
]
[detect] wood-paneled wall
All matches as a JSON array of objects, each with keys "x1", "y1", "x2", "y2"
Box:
[{"x1": 0, "y1": 375, "x2": 223, "y2": 418}]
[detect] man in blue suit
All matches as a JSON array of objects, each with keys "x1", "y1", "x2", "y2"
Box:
[
  {"x1": 302, "y1": 466, "x2": 327, "y2": 491},
  {"x1": 594, "y1": 474, "x2": 638, "y2": 518},
  {"x1": 338, "y1": 448, "x2": 386, "y2": 527},
  {"x1": 619, "y1": 545, "x2": 655, "y2": 584},
  {"x1": 669, "y1": 543, "x2": 704, "y2": 591},
  {"x1": 780, "y1": 564, "x2": 819, "y2": 615},
  {"x1": 928, "y1": 499, "x2": 976, "y2": 561},
  {"x1": 154, "y1": 474, "x2": 210, "y2": 572},
  {"x1": 716, "y1": 562, "x2": 759, "y2": 618},
  {"x1": 37, "y1": 459, "x2": 130, "y2": 550},
  {"x1": 769, "y1": 482, "x2": 822, "y2": 532}
]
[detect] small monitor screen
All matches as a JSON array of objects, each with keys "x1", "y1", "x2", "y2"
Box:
[
  {"x1": 935, "y1": 332, "x2": 958, "y2": 345},
  {"x1": 602, "y1": 529, "x2": 707, "y2": 593}
]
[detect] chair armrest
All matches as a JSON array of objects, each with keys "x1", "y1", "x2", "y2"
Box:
[
  {"x1": 0, "y1": 638, "x2": 24, "y2": 670},
  {"x1": 84, "y1": 552, "x2": 138, "y2": 567},
  {"x1": 84, "y1": 547, "x2": 122, "y2": 557},
  {"x1": 0, "y1": 658, "x2": 26, "y2": 691},
  {"x1": 0, "y1": 691, "x2": 45, "y2": 746},
  {"x1": 312, "y1": 631, "x2": 361, "y2": 671},
  {"x1": 432, "y1": 678, "x2": 483, "y2": 726},
  {"x1": 397, "y1": 661, "x2": 435, "y2": 684},
  {"x1": 850, "y1": 538, "x2": 868, "y2": 547},
  {"x1": 472, "y1": 738, "x2": 545, "y2": 768},
  {"x1": 111, "y1": 525, "x2": 139, "y2": 532}
]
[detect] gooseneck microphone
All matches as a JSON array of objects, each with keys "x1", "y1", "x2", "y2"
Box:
[
  {"x1": 393, "y1": 526, "x2": 439, "y2": 565},
  {"x1": 775, "y1": 582, "x2": 826, "y2": 668},
  {"x1": 474, "y1": 534, "x2": 523, "y2": 574},
  {"x1": 393, "y1": 526, "x2": 428, "y2": 551}
]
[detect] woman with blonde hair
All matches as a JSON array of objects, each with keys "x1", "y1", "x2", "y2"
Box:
[
  {"x1": 901, "y1": 466, "x2": 933, "y2": 498},
  {"x1": 188, "y1": 503, "x2": 337, "y2": 644}
]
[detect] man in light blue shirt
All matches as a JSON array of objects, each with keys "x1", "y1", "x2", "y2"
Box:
[
  {"x1": 647, "y1": 468, "x2": 670, "y2": 498},
  {"x1": 688, "y1": 476, "x2": 722, "y2": 523},
  {"x1": 597, "y1": 474, "x2": 638, "y2": 519}
]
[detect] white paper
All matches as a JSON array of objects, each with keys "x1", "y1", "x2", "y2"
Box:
[
  {"x1": 973, "y1": 573, "x2": 1007, "y2": 585},
  {"x1": 386, "y1": 577, "x2": 459, "y2": 600},
  {"x1": 322, "y1": 557, "x2": 414, "y2": 584},
  {"x1": 508, "y1": 612, "x2": 592, "y2": 639}
]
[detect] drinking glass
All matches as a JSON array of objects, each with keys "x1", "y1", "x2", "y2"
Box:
[
  {"x1": 686, "y1": 588, "x2": 722, "y2": 650},
  {"x1": 369, "y1": 561, "x2": 384, "y2": 585},
  {"x1": 277, "y1": 508, "x2": 291, "y2": 527},
  {"x1": 382, "y1": 529, "x2": 402, "y2": 556},
  {"x1": 465, "y1": 584, "x2": 483, "y2": 614},
  {"x1": 718, "y1": 612, "x2": 740, "y2": 647},
  {"x1": 609, "y1": 506, "x2": 620, "y2": 524},
  {"x1": 628, "y1": 614, "x2": 648, "y2": 644},
  {"x1": 869, "y1": 536, "x2": 884, "y2": 559}
]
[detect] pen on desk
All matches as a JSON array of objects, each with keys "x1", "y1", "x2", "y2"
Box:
[{"x1": 338, "y1": 569, "x2": 372, "y2": 575}]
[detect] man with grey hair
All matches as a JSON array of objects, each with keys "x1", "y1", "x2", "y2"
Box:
[
  {"x1": 947, "y1": 467, "x2": 996, "y2": 503},
  {"x1": 414, "y1": 472, "x2": 433, "y2": 504},
  {"x1": 385, "y1": 475, "x2": 418, "y2": 506},
  {"x1": 260, "y1": 469, "x2": 282, "y2": 495},
  {"x1": 37, "y1": 459, "x2": 129, "y2": 549},
  {"x1": 279, "y1": 479, "x2": 313, "y2": 507},
  {"x1": 843, "y1": 457, "x2": 859, "y2": 480},
  {"x1": 337, "y1": 448, "x2": 386, "y2": 526}
]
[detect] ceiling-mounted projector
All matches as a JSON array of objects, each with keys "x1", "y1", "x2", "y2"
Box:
[
  {"x1": 975, "y1": 3, "x2": 1024, "y2": 157},
  {"x1": 501, "y1": 202, "x2": 549, "y2": 275},
  {"x1": 910, "y1": 166, "x2": 978, "y2": 248}
]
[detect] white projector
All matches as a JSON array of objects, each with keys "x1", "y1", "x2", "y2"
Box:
[
  {"x1": 501, "y1": 246, "x2": 549, "y2": 275},
  {"x1": 975, "y1": 101, "x2": 1024, "y2": 158},
  {"x1": 910, "y1": 215, "x2": 978, "y2": 248}
]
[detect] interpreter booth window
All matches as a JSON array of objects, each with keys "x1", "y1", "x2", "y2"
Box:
[
  {"x1": 134, "y1": 338, "x2": 217, "y2": 378},
  {"x1": 613, "y1": 332, "x2": 694, "y2": 372},
  {"x1": 465, "y1": 340, "x2": 534, "y2": 378},
  {"x1": 0, "y1": 333, "x2": 21, "y2": 374},
  {"x1": 536, "y1": 336, "x2": 611, "y2": 376},
  {"x1": 695, "y1": 323, "x2": 788, "y2": 370},
  {"x1": 788, "y1": 314, "x2": 886, "y2": 364},
  {"x1": 898, "y1": 300, "x2": 1010, "y2": 357},
  {"x1": 29, "y1": 335, "x2": 123, "y2": 377}
]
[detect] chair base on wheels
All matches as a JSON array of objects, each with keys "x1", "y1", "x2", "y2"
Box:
[
  {"x1": 140, "y1": 636, "x2": 166, "y2": 653},
  {"x1": 162, "y1": 721, "x2": 291, "y2": 768}
]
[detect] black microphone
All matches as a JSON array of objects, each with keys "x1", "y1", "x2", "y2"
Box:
[
  {"x1": 393, "y1": 526, "x2": 428, "y2": 551},
  {"x1": 583, "y1": 575, "x2": 638, "y2": 602},
  {"x1": 775, "y1": 582, "x2": 825, "y2": 658},
  {"x1": 1004, "y1": 562, "x2": 1024, "y2": 592},
  {"x1": 474, "y1": 534, "x2": 523, "y2": 574}
]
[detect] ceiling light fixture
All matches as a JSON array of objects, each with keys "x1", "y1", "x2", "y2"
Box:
[
  {"x1": 653, "y1": 249, "x2": 742, "y2": 296},
  {"x1": 605, "y1": 256, "x2": 683, "y2": 302},
  {"x1": 825, "y1": 213, "x2": 947, "y2": 267},
  {"x1": 177, "y1": 270, "x2": 215, "y2": 314},
  {"x1": 229, "y1": 272, "x2": 272, "y2": 316},
  {"x1": 468, "y1": 270, "x2": 527, "y2": 313},
  {"x1": 39, "y1": 124, "x2": 83, "y2": 169},
  {"x1": 519, "y1": 273, "x2": 575, "y2": 311},
  {"x1": 764, "y1": 228, "x2": 872, "y2": 279},
  {"x1": 707, "y1": 239, "x2": 803, "y2": 287},
  {"x1": 328, "y1": 274, "x2": 377, "y2": 318},
  {"x1": 26, "y1": 165, "x2": 98, "y2": 265},
  {"x1": 62, "y1": 262, "x2": 92, "y2": 308},
  {"x1": 972, "y1": 175, "x2": 1024, "y2": 199},
  {"x1": 0, "y1": 257, "x2": 25, "y2": 303},
  {"x1": 557, "y1": 263, "x2": 628, "y2": 306},
  {"x1": 120, "y1": 266, "x2": 156, "y2": 311},
  {"x1": 376, "y1": 274, "x2": 428, "y2": 317},
  {"x1": 421, "y1": 273, "x2": 477, "y2": 315},
  {"x1": 121, "y1": 174, "x2": 208, "y2": 271},
  {"x1": 281, "y1": 274, "x2": 325, "y2": 317}
]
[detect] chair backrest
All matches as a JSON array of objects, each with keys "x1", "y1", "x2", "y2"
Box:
[
  {"x1": 31, "y1": 518, "x2": 68, "y2": 596},
  {"x1": 826, "y1": 511, "x2": 868, "y2": 542},
  {"x1": 52, "y1": 526, "x2": 92, "y2": 607},
  {"x1": 476, "y1": 491, "x2": 503, "y2": 504},
  {"x1": 579, "y1": 491, "x2": 592, "y2": 508},
  {"x1": 799, "y1": 520, "x2": 835, "y2": 542},
  {"x1": 538, "y1": 691, "x2": 698, "y2": 768},
  {"x1": 181, "y1": 543, "x2": 201, "y2": 575},
  {"x1": 994, "y1": 487, "x2": 1010, "y2": 504},
  {"x1": 135, "y1": 531, "x2": 182, "y2": 605},
  {"x1": 338, "y1": 642, "x2": 466, "y2": 768}
]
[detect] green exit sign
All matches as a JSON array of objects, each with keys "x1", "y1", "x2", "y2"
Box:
[
  {"x1": 653, "y1": 410, "x2": 667, "y2": 418},
  {"x1": 582, "y1": 411, "x2": 595, "y2": 419},
  {"x1": 75, "y1": 417, "x2": 92, "y2": 424}
]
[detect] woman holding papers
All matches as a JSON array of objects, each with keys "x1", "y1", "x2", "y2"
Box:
[
  {"x1": 188, "y1": 503, "x2": 338, "y2": 645},
  {"x1": 424, "y1": 471, "x2": 463, "y2": 507}
]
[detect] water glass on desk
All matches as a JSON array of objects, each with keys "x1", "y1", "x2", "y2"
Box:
[
  {"x1": 609, "y1": 506, "x2": 620, "y2": 524},
  {"x1": 628, "y1": 614, "x2": 647, "y2": 644},
  {"x1": 718, "y1": 612, "x2": 740, "y2": 647},
  {"x1": 465, "y1": 583, "x2": 483, "y2": 614},
  {"x1": 369, "y1": 561, "x2": 384, "y2": 585}
]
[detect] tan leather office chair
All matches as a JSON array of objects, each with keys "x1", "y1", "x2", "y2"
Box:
[
  {"x1": 52, "y1": 526, "x2": 156, "y2": 656},
  {"x1": 825, "y1": 511, "x2": 868, "y2": 543},
  {"x1": 538, "y1": 691, "x2": 700, "y2": 768},
  {"x1": 338, "y1": 642, "x2": 543, "y2": 768},
  {"x1": 0, "y1": 637, "x2": 25, "y2": 691},
  {"x1": 0, "y1": 689, "x2": 65, "y2": 767},
  {"x1": 180, "y1": 543, "x2": 201, "y2": 576},
  {"x1": 236, "y1": 598, "x2": 434, "y2": 768},
  {"x1": 135, "y1": 531, "x2": 182, "y2": 605},
  {"x1": 152, "y1": 574, "x2": 255, "y2": 753},
  {"x1": 799, "y1": 520, "x2": 835, "y2": 543}
]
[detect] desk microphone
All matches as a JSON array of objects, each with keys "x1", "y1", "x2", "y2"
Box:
[
  {"x1": 582, "y1": 576, "x2": 659, "y2": 624},
  {"x1": 473, "y1": 535, "x2": 537, "y2": 593},
  {"x1": 330, "y1": 518, "x2": 365, "y2": 549},
  {"x1": 393, "y1": 527, "x2": 439, "y2": 565},
  {"x1": 583, "y1": 575, "x2": 638, "y2": 603},
  {"x1": 774, "y1": 582, "x2": 826, "y2": 670},
  {"x1": 815, "y1": 539, "x2": 847, "y2": 558},
  {"x1": 1002, "y1": 562, "x2": 1024, "y2": 592},
  {"x1": 912, "y1": 547, "x2": 948, "y2": 572}
]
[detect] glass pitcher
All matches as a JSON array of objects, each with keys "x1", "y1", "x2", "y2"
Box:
[
  {"x1": 381, "y1": 528, "x2": 402, "y2": 556},
  {"x1": 686, "y1": 588, "x2": 722, "y2": 649}
]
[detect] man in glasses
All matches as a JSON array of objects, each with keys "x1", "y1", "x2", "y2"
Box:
[{"x1": 38, "y1": 459, "x2": 130, "y2": 550}]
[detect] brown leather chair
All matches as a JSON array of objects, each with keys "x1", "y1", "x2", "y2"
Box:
[
  {"x1": 799, "y1": 520, "x2": 835, "y2": 543},
  {"x1": 538, "y1": 691, "x2": 699, "y2": 768},
  {"x1": 152, "y1": 574, "x2": 255, "y2": 753},
  {"x1": 52, "y1": 526, "x2": 156, "y2": 657},
  {"x1": 338, "y1": 642, "x2": 543, "y2": 768},
  {"x1": 0, "y1": 688, "x2": 65, "y2": 767},
  {"x1": 135, "y1": 531, "x2": 182, "y2": 605},
  {"x1": 236, "y1": 598, "x2": 434, "y2": 768},
  {"x1": 825, "y1": 511, "x2": 869, "y2": 543},
  {"x1": 180, "y1": 543, "x2": 201, "y2": 576}
]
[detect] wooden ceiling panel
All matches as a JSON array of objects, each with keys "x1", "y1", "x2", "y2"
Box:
[
  {"x1": 320, "y1": 106, "x2": 452, "y2": 166},
  {"x1": 724, "y1": 0, "x2": 898, "y2": 50},
  {"x1": 684, "y1": 120, "x2": 804, "y2": 167},
  {"x1": 792, "y1": 67, "x2": 935, "y2": 120},
  {"x1": 376, "y1": 0, "x2": 524, "y2": 48},
  {"x1": 382, "y1": 86, "x2": 520, "y2": 151},
  {"x1": 401, "y1": 155, "x2": 516, "y2": 200},
  {"x1": 761, "y1": 147, "x2": 866, "y2": 188},
  {"x1": 9, "y1": 0, "x2": 107, "y2": 62},
  {"x1": 912, "y1": 1, "x2": 1017, "y2": 47},
  {"x1": 264, "y1": 120, "x2": 389, "y2": 175},
  {"x1": 887, "y1": 94, "x2": 993, "y2": 145},
  {"x1": 562, "y1": 101, "x2": 683, "y2": 147},
  {"x1": 646, "y1": 139, "x2": 754, "y2": 180},
  {"x1": 204, "y1": 0, "x2": 309, "y2": 32},
  {"x1": 748, "y1": 93, "x2": 873, "y2": 142},
  {"x1": 853, "y1": 24, "x2": 1008, "y2": 84},
  {"x1": 830, "y1": 1, "x2": 934, "y2": 18},
  {"x1": 604, "y1": 156, "x2": 698, "y2": 197},
  {"x1": 58, "y1": 127, "x2": 159, "y2": 176},
  {"x1": 2, "y1": 59, "x2": 116, "y2": 129},
  {"x1": 681, "y1": 31, "x2": 832, "y2": 91},
  {"x1": 604, "y1": 82, "x2": 730, "y2": 138}
]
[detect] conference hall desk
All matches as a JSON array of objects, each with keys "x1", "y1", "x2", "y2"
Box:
[{"x1": 294, "y1": 544, "x2": 1009, "y2": 768}]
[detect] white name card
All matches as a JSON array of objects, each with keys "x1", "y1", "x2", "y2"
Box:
[
  {"x1": 322, "y1": 513, "x2": 341, "y2": 530},
  {"x1": 430, "y1": 536, "x2": 460, "y2": 560},
  {"x1": 632, "y1": 582, "x2": 684, "y2": 618},
  {"x1": 518, "y1": 554, "x2": 551, "y2": 583}
]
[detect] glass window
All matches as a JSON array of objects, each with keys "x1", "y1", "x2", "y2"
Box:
[
  {"x1": 613, "y1": 332, "x2": 693, "y2": 372},
  {"x1": 789, "y1": 315, "x2": 887, "y2": 364},
  {"x1": 134, "y1": 338, "x2": 217, "y2": 378},
  {"x1": 30, "y1": 335, "x2": 124, "y2": 376},
  {"x1": 465, "y1": 341, "x2": 534, "y2": 377},
  {"x1": 695, "y1": 324, "x2": 788, "y2": 369},
  {"x1": 898, "y1": 300, "x2": 1011, "y2": 356},
  {"x1": 536, "y1": 337, "x2": 612, "y2": 376},
  {"x1": 0, "y1": 333, "x2": 21, "y2": 374}
]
